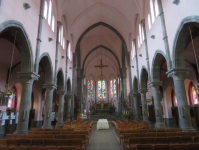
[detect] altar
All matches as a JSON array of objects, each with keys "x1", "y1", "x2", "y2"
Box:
[
  {"x1": 96, "y1": 102, "x2": 109, "y2": 109},
  {"x1": 97, "y1": 119, "x2": 109, "y2": 130}
]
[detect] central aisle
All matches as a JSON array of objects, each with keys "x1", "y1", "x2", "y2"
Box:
[{"x1": 87, "y1": 124, "x2": 123, "y2": 150}]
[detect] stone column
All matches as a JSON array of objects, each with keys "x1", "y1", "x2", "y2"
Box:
[
  {"x1": 157, "y1": 0, "x2": 172, "y2": 70},
  {"x1": 168, "y1": 69, "x2": 195, "y2": 131},
  {"x1": 149, "y1": 82, "x2": 166, "y2": 129},
  {"x1": 141, "y1": 19, "x2": 152, "y2": 82},
  {"x1": 139, "y1": 88, "x2": 149, "y2": 123},
  {"x1": 15, "y1": 72, "x2": 39, "y2": 134},
  {"x1": 132, "y1": 93, "x2": 142, "y2": 120},
  {"x1": 56, "y1": 91, "x2": 66, "y2": 128},
  {"x1": 71, "y1": 53, "x2": 76, "y2": 120},
  {"x1": 65, "y1": 94, "x2": 72, "y2": 121},
  {"x1": 34, "y1": 0, "x2": 44, "y2": 73},
  {"x1": 76, "y1": 69, "x2": 83, "y2": 114},
  {"x1": 54, "y1": 21, "x2": 62, "y2": 84},
  {"x1": 42, "y1": 84, "x2": 57, "y2": 129}
]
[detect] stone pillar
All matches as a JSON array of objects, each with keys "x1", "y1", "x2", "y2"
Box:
[
  {"x1": 139, "y1": 88, "x2": 149, "y2": 123},
  {"x1": 132, "y1": 93, "x2": 142, "y2": 120},
  {"x1": 76, "y1": 69, "x2": 83, "y2": 114},
  {"x1": 65, "y1": 94, "x2": 72, "y2": 121},
  {"x1": 54, "y1": 21, "x2": 62, "y2": 84},
  {"x1": 34, "y1": 0, "x2": 44, "y2": 73},
  {"x1": 15, "y1": 72, "x2": 39, "y2": 134},
  {"x1": 56, "y1": 91, "x2": 66, "y2": 128},
  {"x1": 141, "y1": 20, "x2": 152, "y2": 82},
  {"x1": 42, "y1": 84, "x2": 57, "y2": 129},
  {"x1": 149, "y1": 82, "x2": 166, "y2": 129},
  {"x1": 157, "y1": 0, "x2": 172, "y2": 70},
  {"x1": 168, "y1": 69, "x2": 195, "y2": 131},
  {"x1": 71, "y1": 53, "x2": 76, "y2": 120}
]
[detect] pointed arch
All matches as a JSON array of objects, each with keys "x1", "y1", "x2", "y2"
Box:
[
  {"x1": 172, "y1": 16, "x2": 199, "y2": 69},
  {"x1": 140, "y1": 66, "x2": 149, "y2": 89},
  {"x1": 39, "y1": 52, "x2": 53, "y2": 84},
  {"x1": 67, "y1": 77, "x2": 72, "y2": 94},
  {"x1": 0, "y1": 20, "x2": 34, "y2": 72},
  {"x1": 57, "y1": 68, "x2": 65, "y2": 91},
  {"x1": 82, "y1": 45, "x2": 121, "y2": 70},
  {"x1": 151, "y1": 50, "x2": 168, "y2": 82},
  {"x1": 132, "y1": 76, "x2": 139, "y2": 93},
  {"x1": 76, "y1": 22, "x2": 127, "y2": 68}
]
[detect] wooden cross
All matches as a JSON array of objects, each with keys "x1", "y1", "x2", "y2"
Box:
[{"x1": 94, "y1": 59, "x2": 108, "y2": 80}]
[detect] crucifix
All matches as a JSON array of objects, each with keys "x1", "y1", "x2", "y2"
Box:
[
  {"x1": 94, "y1": 59, "x2": 108, "y2": 98},
  {"x1": 94, "y1": 59, "x2": 108, "y2": 80}
]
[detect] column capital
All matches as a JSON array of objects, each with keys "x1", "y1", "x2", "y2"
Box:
[
  {"x1": 139, "y1": 88, "x2": 148, "y2": 94},
  {"x1": 132, "y1": 93, "x2": 139, "y2": 97},
  {"x1": 140, "y1": 19, "x2": 145, "y2": 26},
  {"x1": 167, "y1": 68, "x2": 189, "y2": 80},
  {"x1": 18, "y1": 72, "x2": 40, "y2": 82},
  {"x1": 65, "y1": 94, "x2": 72, "y2": 98},
  {"x1": 57, "y1": 21, "x2": 62, "y2": 27},
  {"x1": 43, "y1": 84, "x2": 57, "y2": 91},
  {"x1": 57, "y1": 91, "x2": 66, "y2": 95},
  {"x1": 148, "y1": 81, "x2": 162, "y2": 87}
]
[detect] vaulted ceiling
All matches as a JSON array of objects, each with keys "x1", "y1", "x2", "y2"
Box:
[{"x1": 55, "y1": 0, "x2": 147, "y2": 80}]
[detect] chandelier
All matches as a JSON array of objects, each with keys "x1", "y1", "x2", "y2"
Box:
[{"x1": 0, "y1": 31, "x2": 17, "y2": 104}]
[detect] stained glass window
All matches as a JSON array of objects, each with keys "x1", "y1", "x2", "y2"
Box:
[
  {"x1": 110, "y1": 80, "x2": 113, "y2": 98},
  {"x1": 98, "y1": 80, "x2": 106, "y2": 98},
  {"x1": 102, "y1": 80, "x2": 106, "y2": 98},
  {"x1": 88, "y1": 80, "x2": 90, "y2": 98},
  {"x1": 91, "y1": 80, "x2": 94, "y2": 98},
  {"x1": 114, "y1": 79, "x2": 117, "y2": 97},
  {"x1": 98, "y1": 81, "x2": 101, "y2": 98}
]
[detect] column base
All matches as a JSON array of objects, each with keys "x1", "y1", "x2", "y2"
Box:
[
  {"x1": 42, "y1": 125, "x2": 52, "y2": 129},
  {"x1": 181, "y1": 127, "x2": 196, "y2": 131},
  {"x1": 14, "y1": 130, "x2": 29, "y2": 134},
  {"x1": 154, "y1": 122, "x2": 166, "y2": 129},
  {"x1": 55, "y1": 122, "x2": 63, "y2": 129},
  {"x1": 134, "y1": 116, "x2": 142, "y2": 120}
]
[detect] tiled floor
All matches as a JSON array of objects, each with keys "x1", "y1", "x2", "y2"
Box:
[{"x1": 87, "y1": 124, "x2": 123, "y2": 150}]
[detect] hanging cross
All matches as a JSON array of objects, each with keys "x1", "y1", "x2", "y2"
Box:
[{"x1": 94, "y1": 59, "x2": 108, "y2": 80}]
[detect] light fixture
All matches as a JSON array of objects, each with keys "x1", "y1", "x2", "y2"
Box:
[
  {"x1": 0, "y1": 31, "x2": 17, "y2": 104},
  {"x1": 23, "y1": 3, "x2": 31, "y2": 10}
]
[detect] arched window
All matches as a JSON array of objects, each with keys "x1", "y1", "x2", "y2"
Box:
[
  {"x1": 188, "y1": 82, "x2": 198, "y2": 105},
  {"x1": 63, "y1": 37, "x2": 65, "y2": 49},
  {"x1": 44, "y1": 1, "x2": 48, "y2": 19},
  {"x1": 98, "y1": 81, "x2": 102, "y2": 98},
  {"x1": 148, "y1": 14, "x2": 151, "y2": 30},
  {"x1": 139, "y1": 24, "x2": 142, "y2": 44},
  {"x1": 88, "y1": 80, "x2": 90, "y2": 98},
  {"x1": 113, "y1": 79, "x2": 117, "y2": 97},
  {"x1": 51, "y1": 16, "x2": 55, "y2": 32},
  {"x1": 138, "y1": 36, "x2": 140, "y2": 48},
  {"x1": 154, "y1": 0, "x2": 159, "y2": 17},
  {"x1": 61, "y1": 26, "x2": 63, "y2": 46},
  {"x1": 91, "y1": 80, "x2": 94, "y2": 98},
  {"x1": 150, "y1": 0, "x2": 155, "y2": 23},
  {"x1": 98, "y1": 80, "x2": 106, "y2": 98},
  {"x1": 110, "y1": 80, "x2": 113, "y2": 98},
  {"x1": 48, "y1": 0, "x2": 52, "y2": 25},
  {"x1": 59, "y1": 28, "x2": 61, "y2": 42},
  {"x1": 67, "y1": 42, "x2": 71, "y2": 60},
  {"x1": 131, "y1": 41, "x2": 135, "y2": 60},
  {"x1": 171, "y1": 89, "x2": 178, "y2": 106},
  {"x1": 142, "y1": 27, "x2": 145, "y2": 41}
]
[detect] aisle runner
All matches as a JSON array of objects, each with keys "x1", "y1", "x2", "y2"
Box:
[{"x1": 87, "y1": 124, "x2": 123, "y2": 150}]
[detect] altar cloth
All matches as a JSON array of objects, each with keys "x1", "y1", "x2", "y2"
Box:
[{"x1": 97, "y1": 119, "x2": 109, "y2": 130}]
